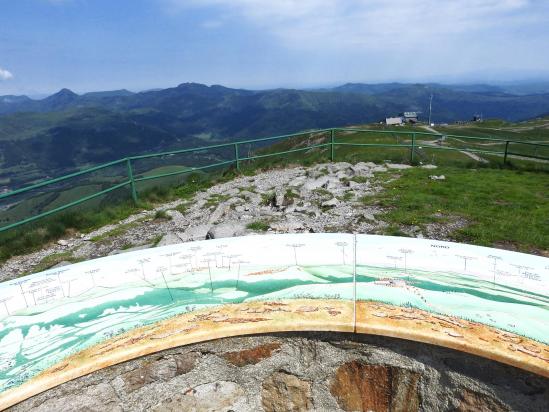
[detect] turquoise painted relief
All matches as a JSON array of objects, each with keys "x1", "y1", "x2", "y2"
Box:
[{"x1": 0, "y1": 234, "x2": 547, "y2": 393}]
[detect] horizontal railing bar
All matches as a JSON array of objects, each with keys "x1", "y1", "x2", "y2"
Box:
[
  {"x1": 0, "y1": 158, "x2": 127, "y2": 200},
  {"x1": 508, "y1": 140, "x2": 549, "y2": 147},
  {"x1": 238, "y1": 143, "x2": 330, "y2": 161},
  {"x1": 0, "y1": 180, "x2": 131, "y2": 233},
  {"x1": 129, "y1": 129, "x2": 332, "y2": 161},
  {"x1": 335, "y1": 128, "x2": 415, "y2": 135},
  {"x1": 3, "y1": 127, "x2": 547, "y2": 201},
  {"x1": 334, "y1": 142, "x2": 412, "y2": 148},
  {"x1": 335, "y1": 142, "x2": 508, "y2": 156},
  {"x1": 425, "y1": 132, "x2": 549, "y2": 147},
  {"x1": 134, "y1": 160, "x2": 235, "y2": 183},
  {"x1": 134, "y1": 169, "x2": 193, "y2": 183},
  {"x1": 191, "y1": 159, "x2": 237, "y2": 171},
  {"x1": 1, "y1": 125, "x2": 548, "y2": 233},
  {"x1": 336, "y1": 128, "x2": 500, "y2": 142},
  {"x1": 129, "y1": 143, "x2": 235, "y2": 160},
  {"x1": 414, "y1": 145, "x2": 506, "y2": 155},
  {"x1": 235, "y1": 129, "x2": 332, "y2": 145},
  {"x1": 507, "y1": 152, "x2": 549, "y2": 161},
  {"x1": 335, "y1": 127, "x2": 549, "y2": 146}
]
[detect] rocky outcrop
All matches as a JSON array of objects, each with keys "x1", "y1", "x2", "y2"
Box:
[
  {"x1": 205, "y1": 221, "x2": 247, "y2": 239},
  {"x1": 0, "y1": 161, "x2": 469, "y2": 288},
  {"x1": 1, "y1": 162, "x2": 392, "y2": 281},
  {"x1": 330, "y1": 361, "x2": 420, "y2": 412},
  {"x1": 151, "y1": 381, "x2": 248, "y2": 411},
  {"x1": 13, "y1": 382, "x2": 123, "y2": 412},
  {"x1": 261, "y1": 371, "x2": 312, "y2": 412},
  {"x1": 456, "y1": 389, "x2": 510, "y2": 412},
  {"x1": 223, "y1": 342, "x2": 282, "y2": 366}
]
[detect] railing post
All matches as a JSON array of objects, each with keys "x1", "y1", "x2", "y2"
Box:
[
  {"x1": 504, "y1": 140, "x2": 510, "y2": 164},
  {"x1": 126, "y1": 158, "x2": 138, "y2": 203},
  {"x1": 410, "y1": 133, "x2": 416, "y2": 164},
  {"x1": 330, "y1": 129, "x2": 335, "y2": 162},
  {"x1": 234, "y1": 143, "x2": 240, "y2": 171}
]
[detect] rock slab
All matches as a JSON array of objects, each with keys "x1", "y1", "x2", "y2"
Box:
[
  {"x1": 262, "y1": 371, "x2": 313, "y2": 412},
  {"x1": 330, "y1": 360, "x2": 420, "y2": 412}
]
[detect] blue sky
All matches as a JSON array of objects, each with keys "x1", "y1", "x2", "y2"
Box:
[{"x1": 1, "y1": 0, "x2": 549, "y2": 95}]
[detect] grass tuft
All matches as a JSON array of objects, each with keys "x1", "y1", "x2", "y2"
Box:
[
  {"x1": 246, "y1": 220, "x2": 270, "y2": 232},
  {"x1": 153, "y1": 210, "x2": 172, "y2": 221}
]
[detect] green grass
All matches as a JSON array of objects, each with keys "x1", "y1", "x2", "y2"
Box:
[
  {"x1": 205, "y1": 194, "x2": 231, "y2": 208},
  {"x1": 151, "y1": 234, "x2": 163, "y2": 247},
  {"x1": 0, "y1": 183, "x2": 105, "y2": 226},
  {"x1": 338, "y1": 192, "x2": 354, "y2": 201},
  {"x1": 260, "y1": 192, "x2": 275, "y2": 206},
  {"x1": 1, "y1": 122, "x2": 548, "y2": 263},
  {"x1": 437, "y1": 121, "x2": 549, "y2": 143},
  {"x1": 0, "y1": 199, "x2": 142, "y2": 262},
  {"x1": 238, "y1": 185, "x2": 257, "y2": 193},
  {"x1": 350, "y1": 176, "x2": 369, "y2": 183},
  {"x1": 312, "y1": 188, "x2": 333, "y2": 198},
  {"x1": 246, "y1": 220, "x2": 270, "y2": 232},
  {"x1": 46, "y1": 184, "x2": 105, "y2": 210},
  {"x1": 175, "y1": 202, "x2": 190, "y2": 214},
  {"x1": 135, "y1": 165, "x2": 193, "y2": 192},
  {"x1": 362, "y1": 167, "x2": 549, "y2": 253},
  {"x1": 90, "y1": 222, "x2": 139, "y2": 243},
  {"x1": 153, "y1": 210, "x2": 172, "y2": 221},
  {"x1": 248, "y1": 127, "x2": 548, "y2": 172},
  {"x1": 25, "y1": 252, "x2": 78, "y2": 275},
  {"x1": 0, "y1": 171, "x2": 226, "y2": 263},
  {"x1": 285, "y1": 188, "x2": 299, "y2": 200}
]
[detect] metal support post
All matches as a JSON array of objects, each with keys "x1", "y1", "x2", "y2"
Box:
[
  {"x1": 410, "y1": 133, "x2": 416, "y2": 164},
  {"x1": 234, "y1": 143, "x2": 240, "y2": 171},
  {"x1": 504, "y1": 141, "x2": 510, "y2": 164},
  {"x1": 330, "y1": 129, "x2": 335, "y2": 162},
  {"x1": 126, "y1": 158, "x2": 138, "y2": 203}
]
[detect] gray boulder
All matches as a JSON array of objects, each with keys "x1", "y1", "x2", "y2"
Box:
[
  {"x1": 386, "y1": 163, "x2": 412, "y2": 169},
  {"x1": 182, "y1": 225, "x2": 210, "y2": 241},
  {"x1": 302, "y1": 176, "x2": 330, "y2": 191},
  {"x1": 322, "y1": 198, "x2": 340, "y2": 208},
  {"x1": 206, "y1": 222, "x2": 247, "y2": 239},
  {"x1": 157, "y1": 232, "x2": 184, "y2": 247}
]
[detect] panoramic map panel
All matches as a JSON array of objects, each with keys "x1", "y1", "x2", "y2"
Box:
[{"x1": 0, "y1": 234, "x2": 547, "y2": 395}]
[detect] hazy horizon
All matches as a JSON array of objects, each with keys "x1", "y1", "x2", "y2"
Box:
[
  {"x1": 4, "y1": 77, "x2": 549, "y2": 100},
  {"x1": 1, "y1": 1, "x2": 549, "y2": 95}
]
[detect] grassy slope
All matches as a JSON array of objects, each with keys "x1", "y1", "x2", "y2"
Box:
[
  {"x1": 437, "y1": 117, "x2": 549, "y2": 142},
  {"x1": 363, "y1": 167, "x2": 548, "y2": 254},
  {"x1": 0, "y1": 171, "x2": 218, "y2": 262},
  {"x1": 246, "y1": 125, "x2": 548, "y2": 253},
  {"x1": 0, "y1": 120, "x2": 548, "y2": 263}
]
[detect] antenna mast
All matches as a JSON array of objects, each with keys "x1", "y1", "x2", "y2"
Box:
[{"x1": 428, "y1": 94, "x2": 433, "y2": 126}]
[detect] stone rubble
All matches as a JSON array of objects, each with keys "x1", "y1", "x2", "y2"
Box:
[{"x1": 0, "y1": 162, "x2": 447, "y2": 282}]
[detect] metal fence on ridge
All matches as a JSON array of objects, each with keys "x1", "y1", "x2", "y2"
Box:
[{"x1": 1, "y1": 127, "x2": 548, "y2": 233}]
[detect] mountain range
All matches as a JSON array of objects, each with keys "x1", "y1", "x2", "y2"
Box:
[{"x1": 1, "y1": 81, "x2": 549, "y2": 189}]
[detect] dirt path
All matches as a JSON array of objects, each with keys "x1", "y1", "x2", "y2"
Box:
[{"x1": 420, "y1": 126, "x2": 488, "y2": 163}]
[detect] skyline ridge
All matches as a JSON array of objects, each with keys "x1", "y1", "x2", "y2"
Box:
[{"x1": 1, "y1": 0, "x2": 549, "y2": 95}]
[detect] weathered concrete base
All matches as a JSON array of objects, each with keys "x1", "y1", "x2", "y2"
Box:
[{"x1": 9, "y1": 332, "x2": 548, "y2": 412}]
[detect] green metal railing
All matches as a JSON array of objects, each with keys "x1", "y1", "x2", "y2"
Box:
[{"x1": 1, "y1": 127, "x2": 548, "y2": 233}]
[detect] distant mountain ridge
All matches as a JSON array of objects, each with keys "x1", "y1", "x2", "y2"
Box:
[
  {"x1": 1, "y1": 81, "x2": 549, "y2": 189},
  {"x1": 3, "y1": 81, "x2": 549, "y2": 116}
]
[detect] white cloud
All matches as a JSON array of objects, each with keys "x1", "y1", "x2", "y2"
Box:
[
  {"x1": 163, "y1": 0, "x2": 547, "y2": 51},
  {"x1": 0, "y1": 67, "x2": 14, "y2": 81}
]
